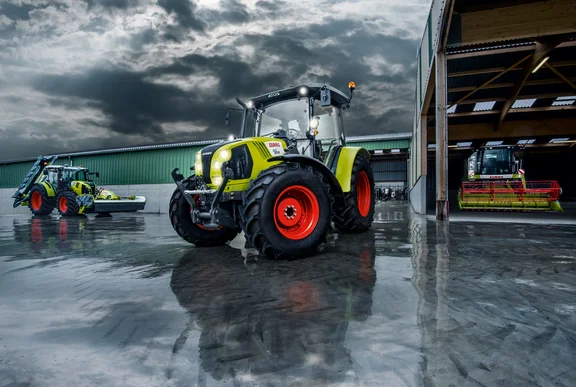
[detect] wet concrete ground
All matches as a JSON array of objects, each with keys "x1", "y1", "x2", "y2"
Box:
[{"x1": 1, "y1": 203, "x2": 575, "y2": 387}]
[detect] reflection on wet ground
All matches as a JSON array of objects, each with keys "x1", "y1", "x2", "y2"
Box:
[{"x1": 0, "y1": 203, "x2": 575, "y2": 387}]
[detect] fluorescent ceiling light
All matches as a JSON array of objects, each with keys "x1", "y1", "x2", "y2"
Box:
[
  {"x1": 428, "y1": 144, "x2": 436, "y2": 149},
  {"x1": 532, "y1": 56, "x2": 550, "y2": 73},
  {"x1": 486, "y1": 140, "x2": 503, "y2": 146},
  {"x1": 391, "y1": 149, "x2": 400, "y2": 153},
  {"x1": 473, "y1": 101, "x2": 496, "y2": 111},
  {"x1": 374, "y1": 149, "x2": 384, "y2": 154},
  {"x1": 517, "y1": 139, "x2": 535, "y2": 145},
  {"x1": 549, "y1": 138, "x2": 569, "y2": 143},
  {"x1": 512, "y1": 99, "x2": 536, "y2": 109},
  {"x1": 447, "y1": 105, "x2": 457, "y2": 114},
  {"x1": 457, "y1": 142, "x2": 473, "y2": 147}
]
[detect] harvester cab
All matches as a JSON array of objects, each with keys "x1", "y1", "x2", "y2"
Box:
[
  {"x1": 170, "y1": 82, "x2": 375, "y2": 259},
  {"x1": 458, "y1": 145, "x2": 563, "y2": 212}
]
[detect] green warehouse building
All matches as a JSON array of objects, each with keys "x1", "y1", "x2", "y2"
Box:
[{"x1": 0, "y1": 133, "x2": 411, "y2": 215}]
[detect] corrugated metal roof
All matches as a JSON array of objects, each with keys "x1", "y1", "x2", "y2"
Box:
[
  {"x1": 0, "y1": 133, "x2": 413, "y2": 165},
  {"x1": 0, "y1": 132, "x2": 412, "y2": 164},
  {"x1": 512, "y1": 98, "x2": 537, "y2": 108}
]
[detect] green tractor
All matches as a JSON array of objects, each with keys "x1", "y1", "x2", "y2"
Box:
[
  {"x1": 12, "y1": 156, "x2": 147, "y2": 216},
  {"x1": 169, "y1": 83, "x2": 375, "y2": 259}
]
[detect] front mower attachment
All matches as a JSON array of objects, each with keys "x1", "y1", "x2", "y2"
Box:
[{"x1": 458, "y1": 180, "x2": 563, "y2": 212}]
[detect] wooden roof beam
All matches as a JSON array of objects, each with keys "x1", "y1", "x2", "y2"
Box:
[
  {"x1": 448, "y1": 60, "x2": 576, "y2": 77},
  {"x1": 496, "y1": 39, "x2": 565, "y2": 131},
  {"x1": 449, "y1": 92, "x2": 576, "y2": 105},
  {"x1": 448, "y1": 77, "x2": 575, "y2": 93},
  {"x1": 460, "y1": 0, "x2": 576, "y2": 46},
  {"x1": 428, "y1": 118, "x2": 576, "y2": 141},
  {"x1": 545, "y1": 62, "x2": 576, "y2": 91},
  {"x1": 448, "y1": 105, "x2": 576, "y2": 118}
]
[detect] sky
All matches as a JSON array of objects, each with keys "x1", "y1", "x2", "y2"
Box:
[{"x1": 0, "y1": 0, "x2": 431, "y2": 161}]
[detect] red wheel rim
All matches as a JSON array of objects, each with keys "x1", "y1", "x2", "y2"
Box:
[
  {"x1": 31, "y1": 191, "x2": 42, "y2": 211},
  {"x1": 357, "y1": 171, "x2": 371, "y2": 217},
  {"x1": 273, "y1": 185, "x2": 320, "y2": 240},
  {"x1": 59, "y1": 196, "x2": 68, "y2": 213}
]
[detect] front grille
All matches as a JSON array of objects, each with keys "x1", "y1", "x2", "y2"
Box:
[
  {"x1": 253, "y1": 142, "x2": 271, "y2": 159},
  {"x1": 230, "y1": 145, "x2": 253, "y2": 179},
  {"x1": 201, "y1": 153, "x2": 212, "y2": 184}
]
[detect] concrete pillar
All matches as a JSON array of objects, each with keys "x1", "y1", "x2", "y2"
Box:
[{"x1": 435, "y1": 50, "x2": 449, "y2": 220}]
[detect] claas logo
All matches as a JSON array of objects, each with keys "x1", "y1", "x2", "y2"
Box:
[{"x1": 268, "y1": 142, "x2": 281, "y2": 147}]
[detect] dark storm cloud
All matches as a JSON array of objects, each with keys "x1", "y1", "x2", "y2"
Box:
[
  {"x1": 208, "y1": 0, "x2": 250, "y2": 25},
  {"x1": 0, "y1": 0, "x2": 429, "y2": 160},
  {"x1": 254, "y1": 0, "x2": 285, "y2": 12},
  {"x1": 157, "y1": 0, "x2": 205, "y2": 32},
  {"x1": 0, "y1": 2, "x2": 36, "y2": 21},
  {"x1": 147, "y1": 54, "x2": 287, "y2": 99},
  {"x1": 86, "y1": 0, "x2": 140, "y2": 9},
  {"x1": 32, "y1": 69, "x2": 188, "y2": 140},
  {"x1": 130, "y1": 28, "x2": 157, "y2": 50}
]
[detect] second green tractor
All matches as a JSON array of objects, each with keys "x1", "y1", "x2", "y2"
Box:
[{"x1": 169, "y1": 83, "x2": 375, "y2": 259}]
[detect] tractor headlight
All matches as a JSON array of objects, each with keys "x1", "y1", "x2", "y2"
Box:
[
  {"x1": 195, "y1": 151, "x2": 202, "y2": 174},
  {"x1": 212, "y1": 161, "x2": 222, "y2": 170},
  {"x1": 218, "y1": 149, "x2": 231, "y2": 161},
  {"x1": 213, "y1": 176, "x2": 223, "y2": 186},
  {"x1": 310, "y1": 117, "x2": 320, "y2": 130}
]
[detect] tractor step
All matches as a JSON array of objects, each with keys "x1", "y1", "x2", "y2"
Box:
[{"x1": 184, "y1": 189, "x2": 217, "y2": 195}]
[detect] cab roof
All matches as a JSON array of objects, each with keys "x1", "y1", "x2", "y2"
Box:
[
  {"x1": 46, "y1": 165, "x2": 88, "y2": 171},
  {"x1": 247, "y1": 84, "x2": 351, "y2": 109}
]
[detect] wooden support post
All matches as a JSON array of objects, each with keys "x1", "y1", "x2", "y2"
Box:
[{"x1": 435, "y1": 50, "x2": 448, "y2": 221}]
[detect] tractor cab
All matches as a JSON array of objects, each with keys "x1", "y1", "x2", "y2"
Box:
[
  {"x1": 236, "y1": 83, "x2": 355, "y2": 161},
  {"x1": 41, "y1": 165, "x2": 97, "y2": 194}
]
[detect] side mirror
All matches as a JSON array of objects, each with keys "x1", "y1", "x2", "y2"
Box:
[
  {"x1": 320, "y1": 88, "x2": 331, "y2": 106},
  {"x1": 225, "y1": 110, "x2": 231, "y2": 126}
]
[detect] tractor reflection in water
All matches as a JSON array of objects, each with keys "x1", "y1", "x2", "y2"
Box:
[{"x1": 168, "y1": 232, "x2": 377, "y2": 385}]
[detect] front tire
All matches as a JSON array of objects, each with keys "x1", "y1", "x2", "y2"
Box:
[
  {"x1": 241, "y1": 163, "x2": 332, "y2": 259},
  {"x1": 28, "y1": 184, "x2": 55, "y2": 216},
  {"x1": 333, "y1": 154, "x2": 375, "y2": 233},
  {"x1": 56, "y1": 191, "x2": 80, "y2": 216},
  {"x1": 169, "y1": 178, "x2": 239, "y2": 247}
]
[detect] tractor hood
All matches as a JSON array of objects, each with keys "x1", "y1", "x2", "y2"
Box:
[{"x1": 196, "y1": 137, "x2": 288, "y2": 189}]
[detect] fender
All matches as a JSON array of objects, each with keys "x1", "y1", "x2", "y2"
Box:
[
  {"x1": 40, "y1": 181, "x2": 55, "y2": 197},
  {"x1": 267, "y1": 154, "x2": 345, "y2": 208},
  {"x1": 333, "y1": 147, "x2": 371, "y2": 192}
]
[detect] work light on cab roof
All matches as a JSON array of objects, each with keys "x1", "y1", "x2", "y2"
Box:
[{"x1": 169, "y1": 82, "x2": 374, "y2": 260}]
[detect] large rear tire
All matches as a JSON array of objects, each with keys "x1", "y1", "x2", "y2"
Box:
[
  {"x1": 333, "y1": 154, "x2": 375, "y2": 233},
  {"x1": 169, "y1": 178, "x2": 239, "y2": 247},
  {"x1": 241, "y1": 163, "x2": 332, "y2": 259},
  {"x1": 56, "y1": 191, "x2": 80, "y2": 216},
  {"x1": 28, "y1": 184, "x2": 55, "y2": 216}
]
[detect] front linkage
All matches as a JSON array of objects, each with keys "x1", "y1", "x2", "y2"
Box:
[{"x1": 171, "y1": 165, "x2": 237, "y2": 230}]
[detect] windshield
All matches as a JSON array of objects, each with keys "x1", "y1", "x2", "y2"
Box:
[
  {"x1": 313, "y1": 101, "x2": 342, "y2": 142},
  {"x1": 62, "y1": 169, "x2": 87, "y2": 182},
  {"x1": 255, "y1": 99, "x2": 309, "y2": 138},
  {"x1": 481, "y1": 149, "x2": 512, "y2": 174}
]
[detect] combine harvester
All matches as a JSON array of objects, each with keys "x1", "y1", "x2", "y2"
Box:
[
  {"x1": 458, "y1": 146, "x2": 562, "y2": 212},
  {"x1": 12, "y1": 155, "x2": 146, "y2": 216}
]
